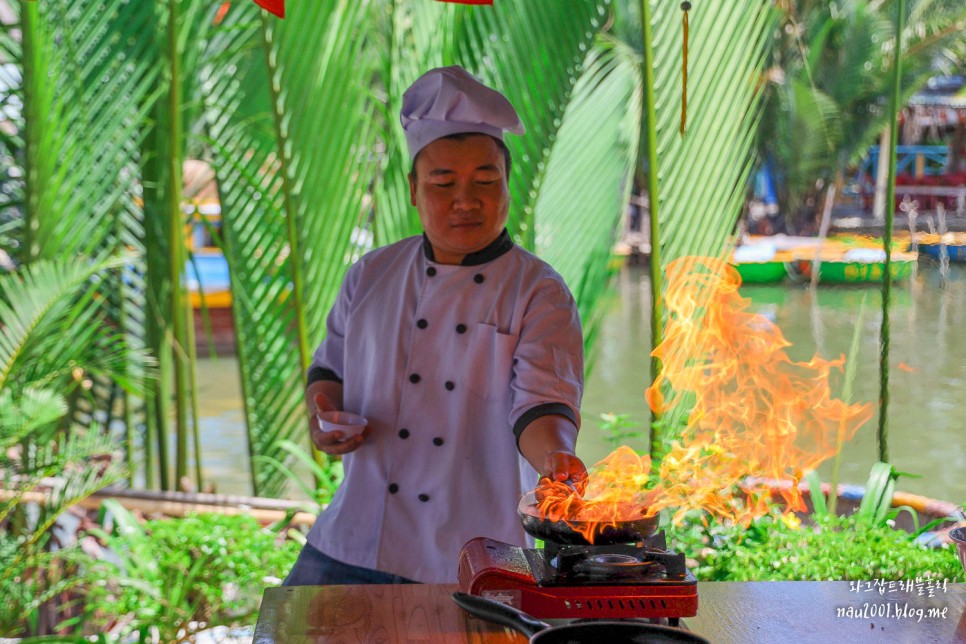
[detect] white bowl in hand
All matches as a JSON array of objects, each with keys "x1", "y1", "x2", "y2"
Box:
[{"x1": 317, "y1": 411, "x2": 368, "y2": 440}]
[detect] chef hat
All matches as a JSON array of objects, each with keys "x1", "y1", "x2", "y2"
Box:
[{"x1": 400, "y1": 65, "x2": 525, "y2": 161}]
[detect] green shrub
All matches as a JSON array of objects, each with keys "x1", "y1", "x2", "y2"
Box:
[
  {"x1": 143, "y1": 513, "x2": 300, "y2": 617},
  {"x1": 667, "y1": 512, "x2": 964, "y2": 582},
  {"x1": 85, "y1": 507, "x2": 300, "y2": 640}
]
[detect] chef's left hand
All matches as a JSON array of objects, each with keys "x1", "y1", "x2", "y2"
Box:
[{"x1": 545, "y1": 451, "x2": 588, "y2": 495}]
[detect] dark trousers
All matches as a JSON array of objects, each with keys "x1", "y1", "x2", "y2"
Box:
[{"x1": 282, "y1": 542, "x2": 418, "y2": 586}]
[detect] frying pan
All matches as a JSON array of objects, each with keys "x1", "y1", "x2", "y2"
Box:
[
  {"x1": 517, "y1": 491, "x2": 659, "y2": 545},
  {"x1": 452, "y1": 592, "x2": 709, "y2": 644}
]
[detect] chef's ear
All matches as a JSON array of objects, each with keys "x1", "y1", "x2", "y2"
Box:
[{"x1": 408, "y1": 171, "x2": 417, "y2": 206}]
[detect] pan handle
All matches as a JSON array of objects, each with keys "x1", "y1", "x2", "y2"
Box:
[{"x1": 451, "y1": 591, "x2": 549, "y2": 638}]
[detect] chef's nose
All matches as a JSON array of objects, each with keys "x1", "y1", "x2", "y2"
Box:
[{"x1": 453, "y1": 183, "x2": 481, "y2": 210}]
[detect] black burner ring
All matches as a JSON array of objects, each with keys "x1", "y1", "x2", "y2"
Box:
[
  {"x1": 589, "y1": 554, "x2": 641, "y2": 566},
  {"x1": 572, "y1": 554, "x2": 661, "y2": 578}
]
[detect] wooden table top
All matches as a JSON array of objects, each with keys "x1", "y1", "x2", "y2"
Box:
[{"x1": 254, "y1": 581, "x2": 966, "y2": 643}]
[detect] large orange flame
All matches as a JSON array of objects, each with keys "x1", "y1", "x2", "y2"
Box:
[{"x1": 533, "y1": 256, "x2": 874, "y2": 538}]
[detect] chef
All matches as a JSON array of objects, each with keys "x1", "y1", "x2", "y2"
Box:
[{"x1": 283, "y1": 65, "x2": 587, "y2": 585}]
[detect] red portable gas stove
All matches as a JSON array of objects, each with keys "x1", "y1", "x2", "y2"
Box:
[{"x1": 457, "y1": 493, "x2": 698, "y2": 625}]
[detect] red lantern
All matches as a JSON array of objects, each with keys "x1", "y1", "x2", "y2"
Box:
[{"x1": 254, "y1": 0, "x2": 284, "y2": 18}]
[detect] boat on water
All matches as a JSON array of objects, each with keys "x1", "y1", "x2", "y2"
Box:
[
  {"x1": 732, "y1": 235, "x2": 918, "y2": 285},
  {"x1": 789, "y1": 245, "x2": 918, "y2": 284},
  {"x1": 184, "y1": 206, "x2": 235, "y2": 354},
  {"x1": 911, "y1": 232, "x2": 966, "y2": 262},
  {"x1": 730, "y1": 250, "x2": 793, "y2": 284},
  {"x1": 729, "y1": 235, "x2": 822, "y2": 284}
]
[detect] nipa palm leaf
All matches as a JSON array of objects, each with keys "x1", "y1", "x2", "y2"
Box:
[
  {"x1": 448, "y1": 0, "x2": 610, "y2": 249},
  {"x1": 200, "y1": 0, "x2": 383, "y2": 496},
  {"x1": 0, "y1": 253, "x2": 130, "y2": 393},
  {"x1": 646, "y1": 1, "x2": 778, "y2": 444},
  {"x1": 534, "y1": 36, "x2": 643, "y2": 357}
]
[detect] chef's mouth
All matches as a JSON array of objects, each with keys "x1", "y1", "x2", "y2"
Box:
[{"x1": 451, "y1": 221, "x2": 482, "y2": 229}]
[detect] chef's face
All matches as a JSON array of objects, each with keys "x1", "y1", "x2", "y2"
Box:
[{"x1": 409, "y1": 134, "x2": 510, "y2": 265}]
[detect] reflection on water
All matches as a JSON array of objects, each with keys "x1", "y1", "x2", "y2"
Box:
[
  {"x1": 197, "y1": 261, "x2": 966, "y2": 503},
  {"x1": 193, "y1": 357, "x2": 249, "y2": 495}
]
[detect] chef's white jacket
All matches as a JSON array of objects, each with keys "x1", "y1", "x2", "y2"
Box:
[{"x1": 305, "y1": 230, "x2": 583, "y2": 583}]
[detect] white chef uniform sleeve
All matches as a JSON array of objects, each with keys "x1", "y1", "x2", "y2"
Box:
[
  {"x1": 307, "y1": 262, "x2": 363, "y2": 385},
  {"x1": 508, "y1": 283, "x2": 583, "y2": 443}
]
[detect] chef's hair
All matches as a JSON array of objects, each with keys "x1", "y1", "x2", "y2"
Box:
[{"x1": 409, "y1": 133, "x2": 512, "y2": 181}]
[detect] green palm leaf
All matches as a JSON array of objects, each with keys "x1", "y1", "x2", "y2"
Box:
[
  {"x1": 651, "y1": 0, "x2": 777, "y2": 264},
  {"x1": 448, "y1": 0, "x2": 609, "y2": 248},
  {"x1": 5, "y1": 0, "x2": 164, "y2": 488},
  {"x1": 641, "y1": 1, "x2": 778, "y2": 450},
  {"x1": 0, "y1": 253, "x2": 130, "y2": 392},
  {"x1": 200, "y1": 0, "x2": 384, "y2": 495},
  {"x1": 534, "y1": 36, "x2": 643, "y2": 354},
  {"x1": 14, "y1": 0, "x2": 160, "y2": 262}
]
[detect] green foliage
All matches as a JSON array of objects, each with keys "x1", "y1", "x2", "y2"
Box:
[
  {"x1": 0, "y1": 535, "x2": 106, "y2": 639},
  {"x1": 857, "y1": 461, "x2": 900, "y2": 525},
  {"x1": 0, "y1": 254, "x2": 135, "y2": 395},
  {"x1": 597, "y1": 412, "x2": 646, "y2": 448},
  {"x1": 758, "y1": 0, "x2": 966, "y2": 225},
  {"x1": 0, "y1": 386, "x2": 127, "y2": 638},
  {"x1": 804, "y1": 470, "x2": 829, "y2": 518},
  {"x1": 666, "y1": 462, "x2": 962, "y2": 583},
  {"x1": 84, "y1": 501, "x2": 299, "y2": 641},
  {"x1": 0, "y1": 255, "x2": 133, "y2": 638},
  {"x1": 673, "y1": 512, "x2": 964, "y2": 582},
  {"x1": 2, "y1": 0, "x2": 160, "y2": 491},
  {"x1": 533, "y1": 35, "x2": 641, "y2": 354},
  {"x1": 253, "y1": 439, "x2": 344, "y2": 512},
  {"x1": 647, "y1": 0, "x2": 779, "y2": 264}
]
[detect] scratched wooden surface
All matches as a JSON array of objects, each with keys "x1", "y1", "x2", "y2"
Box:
[
  {"x1": 253, "y1": 583, "x2": 525, "y2": 643},
  {"x1": 254, "y1": 581, "x2": 966, "y2": 643},
  {"x1": 684, "y1": 581, "x2": 966, "y2": 643}
]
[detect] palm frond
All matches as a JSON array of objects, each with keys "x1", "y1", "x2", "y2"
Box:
[
  {"x1": 643, "y1": 1, "x2": 778, "y2": 446},
  {"x1": 6, "y1": 0, "x2": 164, "y2": 488},
  {"x1": 200, "y1": 0, "x2": 384, "y2": 495},
  {"x1": 651, "y1": 0, "x2": 778, "y2": 264},
  {"x1": 0, "y1": 254, "x2": 130, "y2": 392},
  {"x1": 449, "y1": 0, "x2": 610, "y2": 248},
  {"x1": 15, "y1": 0, "x2": 161, "y2": 262},
  {"x1": 534, "y1": 36, "x2": 643, "y2": 356}
]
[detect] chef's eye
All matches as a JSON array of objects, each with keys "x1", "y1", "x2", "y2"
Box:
[{"x1": 432, "y1": 182, "x2": 454, "y2": 188}]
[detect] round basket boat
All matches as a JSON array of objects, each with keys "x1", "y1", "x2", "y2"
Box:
[
  {"x1": 730, "y1": 260, "x2": 790, "y2": 284},
  {"x1": 747, "y1": 477, "x2": 965, "y2": 541},
  {"x1": 918, "y1": 243, "x2": 966, "y2": 263},
  {"x1": 791, "y1": 253, "x2": 918, "y2": 284}
]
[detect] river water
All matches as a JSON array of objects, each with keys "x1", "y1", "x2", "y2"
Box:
[{"x1": 196, "y1": 261, "x2": 966, "y2": 506}]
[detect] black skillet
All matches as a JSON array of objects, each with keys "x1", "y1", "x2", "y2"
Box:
[
  {"x1": 452, "y1": 592, "x2": 709, "y2": 644},
  {"x1": 517, "y1": 490, "x2": 659, "y2": 545}
]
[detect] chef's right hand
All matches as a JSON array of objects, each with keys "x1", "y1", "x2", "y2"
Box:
[{"x1": 309, "y1": 392, "x2": 370, "y2": 455}]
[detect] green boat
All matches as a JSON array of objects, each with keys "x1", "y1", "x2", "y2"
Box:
[
  {"x1": 731, "y1": 260, "x2": 790, "y2": 284},
  {"x1": 792, "y1": 255, "x2": 917, "y2": 284}
]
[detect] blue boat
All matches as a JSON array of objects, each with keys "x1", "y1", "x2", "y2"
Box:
[{"x1": 913, "y1": 233, "x2": 966, "y2": 263}]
